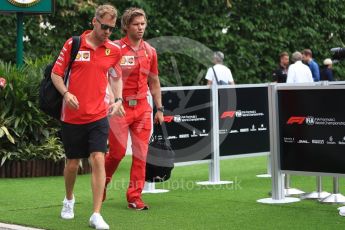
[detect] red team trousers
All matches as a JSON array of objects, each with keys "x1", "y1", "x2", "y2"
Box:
[{"x1": 105, "y1": 99, "x2": 152, "y2": 202}]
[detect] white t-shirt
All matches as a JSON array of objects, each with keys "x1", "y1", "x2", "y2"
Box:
[
  {"x1": 205, "y1": 64, "x2": 234, "y2": 84},
  {"x1": 286, "y1": 61, "x2": 314, "y2": 83}
]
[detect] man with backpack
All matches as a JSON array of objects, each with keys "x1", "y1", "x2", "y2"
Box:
[
  {"x1": 51, "y1": 4, "x2": 123, "y2": 229},
  {"x1": 103, "y1": 7, "x2": 164, "y2": 210},
  {"x1": 205, "y1": 51, "x2": 235, "y2": 85}
]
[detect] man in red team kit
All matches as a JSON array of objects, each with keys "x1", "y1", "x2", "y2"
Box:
[
  {"x1": 51, "y1": 4, "x2": 124, "y2": 229},
  {"x1": 104, "y1": 7, "x2": 164, "y2": 210}
]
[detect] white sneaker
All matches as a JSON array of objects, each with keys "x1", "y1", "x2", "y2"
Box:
[
  {"x1": 338, "y1": 206, "x2": 345, "y2": 216},
  {"x1": 61, "y1": 196, "x2": 75, "y2": 220},
  {"x1": 89, "y1": 213, "x2": 109, "y2": 230}
]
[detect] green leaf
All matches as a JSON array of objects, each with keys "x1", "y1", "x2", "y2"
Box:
[
  {"x1": 42, "y1": 129, "x2": 50, "y2": 138},
  {"x1": 1, "y1": 126, "x2": 15, "y2": 144},
  {"x1": 1, "y1": 156, "x2": 7, "y2": 166},
  {"x1": 14, "y1": 117, "x2": 20, "y2": 129}
]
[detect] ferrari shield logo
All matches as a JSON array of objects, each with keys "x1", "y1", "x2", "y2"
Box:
[{"x1": 105, "y1": 49, "x2": 111, "y2": 56}]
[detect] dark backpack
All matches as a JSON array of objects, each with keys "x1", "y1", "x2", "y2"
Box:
[{"x1": 39, "y1": 36, "x2": 81, "y2": 120}]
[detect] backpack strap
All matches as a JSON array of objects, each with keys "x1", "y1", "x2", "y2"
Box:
[
  {"x1": 63, "y1": 36, "x2": 81, "y2": 84},
  {"x1": 211, "y1": 66, "x2": 220, "y2": 85}
]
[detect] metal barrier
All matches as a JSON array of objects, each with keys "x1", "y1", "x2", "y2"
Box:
[
  {"x1": 320, "y1": 177, "x2": 345, "y2": 204},
  {"x1": 258, "y1": 83, "x2": 345, "y2": 204},
  {"x1": 144, "y1": 83, "x2": 271, "y2": 191}
]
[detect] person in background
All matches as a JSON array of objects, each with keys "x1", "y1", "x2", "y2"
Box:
[
  {"x1": 205, "y1": 51, "x2": 235, "y2": 85},
  {"x1": 320, "y1": 58, "x2": 334, "y2": 81},
  {"x1": 103, "y1": 7, "x2": 164, "y2": 211},
  {"x1": 272, "y1": 51, "x2": 289, "y2": 83},
  {"x1": 286, "y1": 51, "x2": 313, "y2": 83},
  {"x1": 302, "y1": 49, "x2": 320, "y2": 82},
  {"x1": 51, "y1": 4, "x2": 123, "y2": 229}
]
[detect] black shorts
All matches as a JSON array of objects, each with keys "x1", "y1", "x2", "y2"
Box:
[{"x1": 61, "y1": 117, "x2": 109, "y2": 159}]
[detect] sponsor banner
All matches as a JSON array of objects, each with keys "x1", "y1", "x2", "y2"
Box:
[
  {"x1": 155, "y1": 89, "x2": 212, "y2": 162},
  {"x1": 219, "y1": 87, "x2": 269, "y2": 156},
  {"x1": 278, "y1": 89, "x2": 345, "y2": 174}
]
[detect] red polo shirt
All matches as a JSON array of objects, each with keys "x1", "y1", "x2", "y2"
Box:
[
  {"x1": 116, "y1": 36, "x2": 158, "y2": 99},
  {"x1": 52, "y1": 30, "x2": 122, "y2": 124}
]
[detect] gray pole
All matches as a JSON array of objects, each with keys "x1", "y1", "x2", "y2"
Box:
[
  {"x1": 197, "y1": 83, "x2": 232, "y2": 185},
  {"x1": 268, "y1": 84, "x2": 284, "y2": 200},
  {"x1": 333, "y1": 176, "x2": 339, "y2": 194},
  {"x1": 257, "y1": 84, "x2": 300, "y2": 204},
  {"x1": 210, "y1": 81, "x2": 220, "y2": 182}
]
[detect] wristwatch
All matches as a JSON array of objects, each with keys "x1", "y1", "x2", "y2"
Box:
[
  {"x1": 157, "y1": 106, "x2": 164, "y2": 113},
  {"x1": 114, "y1": 98, "x2": 123, "y2": 103}
]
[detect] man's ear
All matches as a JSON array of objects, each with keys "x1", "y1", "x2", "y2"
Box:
[
  {"x1": 124, "y1": 25, "x2": 129, "y2": 33},
  {"x1": 91, "y1": 17, "x2": 96, "y2": 27}
]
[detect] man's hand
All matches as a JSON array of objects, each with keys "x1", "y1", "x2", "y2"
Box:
[
  {"x1": 63, "y1": 92, "x2": 79, "y2": 110},
  {"x1": 108, "y1": 101, "x2": 126, "y2": 117},
  {"x1": 154, "y1": 111, "x2": 164, "y2": 124}
]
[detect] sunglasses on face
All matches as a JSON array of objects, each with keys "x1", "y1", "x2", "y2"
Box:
[{"x1": 96, "y1": 18, "x2": 115, "y2": 32}]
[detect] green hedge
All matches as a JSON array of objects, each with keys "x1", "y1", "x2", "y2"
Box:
[
  {"x1": 0, "y1": 58, "x2": 64, "y2": 165},
  {"x1": 1, "y1": 0, "x2": 345, "y2": 85}
]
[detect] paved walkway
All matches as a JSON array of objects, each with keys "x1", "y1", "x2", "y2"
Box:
[{"x1": 0, "y1": 223, "x2": 44, "y2": 230}]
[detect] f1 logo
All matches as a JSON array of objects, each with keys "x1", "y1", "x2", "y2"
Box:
[
  {"x1": 286, "y1": 116, "x2": 306, "y2": 125},
  {"x1": 221, "y1": 111, "x2": 236, "y2": 119},
  {"x1": 163, "y1": 116, "x2": 174, "y2": 123}
]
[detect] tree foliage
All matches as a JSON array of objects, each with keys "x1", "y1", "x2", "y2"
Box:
[{"x1": 1, "y1": 0, "x2": 345, "y2": 85}]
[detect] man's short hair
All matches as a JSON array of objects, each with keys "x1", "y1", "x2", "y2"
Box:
[
  {"x1": 302, "y1": 49, "x2": 313, "y2": 57},
  {"x1": 213, "y1": 51, "x2": 224, "y2": 63},
  {"x1": 279, "y1": 51, "x2": 289, "y2": 60},
  {"x1": 323, "y1": 58, "x2": 332, "y2": 66},
  {"x1": 291, "y1": 51, "x2": 302, "y2": 63},
  {"x1": 121, "y1": 7, "x2": 147, "y2": 34},
  {"x1": 95, "y1": 4, "x2": 117, "y2": 20}
]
